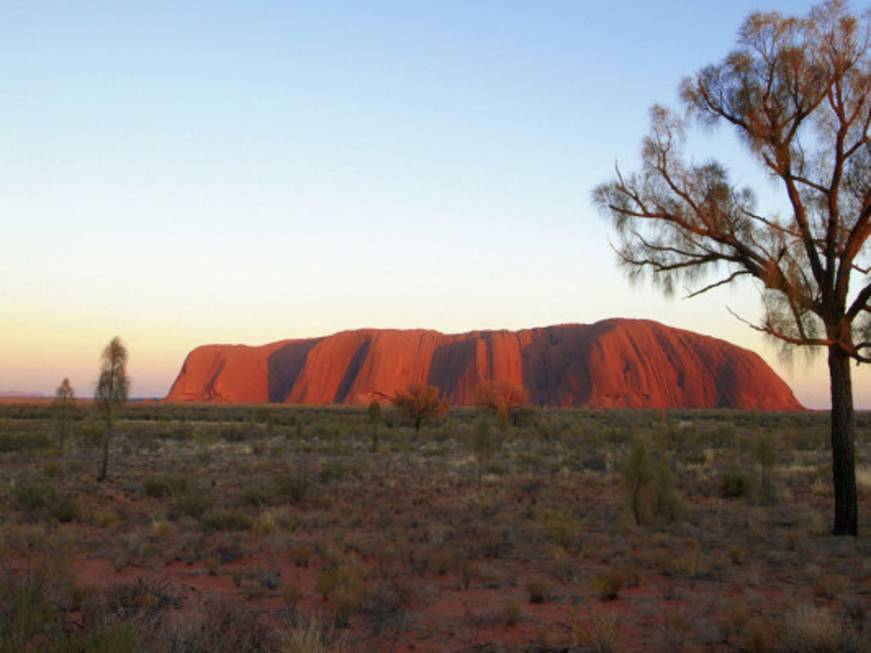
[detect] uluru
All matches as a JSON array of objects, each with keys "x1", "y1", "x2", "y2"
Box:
[{"x1": 166, "y1": 319, "x2": 802, "y2": 410}]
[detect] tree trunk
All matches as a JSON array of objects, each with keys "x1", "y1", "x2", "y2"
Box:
[
  {"x1": 828, "y1": 345, "x2": 857, "y2": 536},
  {"x1": 59, "y1": 406, "x2": 66, "y2": 450},
  {"x1": 98, "y1": 411, "x2": 111, "y2": 482}
]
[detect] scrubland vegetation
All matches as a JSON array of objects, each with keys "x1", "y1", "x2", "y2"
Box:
[{"x1": 1, "y1": 401, "x2": 870, "y2": 652}]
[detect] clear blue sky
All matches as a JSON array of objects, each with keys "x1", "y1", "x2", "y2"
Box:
[{"x1": 1, "y1": 1, "x2": 867, "y2": 407}]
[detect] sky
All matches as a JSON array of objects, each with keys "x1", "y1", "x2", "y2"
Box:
[{"x1": 1, "y1": 1, "x2": 868, "y2": 408}]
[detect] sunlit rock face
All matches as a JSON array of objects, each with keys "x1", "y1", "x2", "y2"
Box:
[{"x1": 165, "y1": 319, "x2": 803, "y2": 410}]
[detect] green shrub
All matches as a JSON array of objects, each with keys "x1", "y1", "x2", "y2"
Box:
[
  {"x1": 537, "y1": 509, "x2": 583, "y2": 552},
  {"x1": 13, "y1": 481, "x2": 80, "y2": 523},
  {"x1": 240, "y1": 484, "x2": 276, "y2": 507},
  {"x1": 49, "y1": 494, "x2": 80, "y2": 523},
  {"x1": 525, "y1": 578, "x2": 548, "y2": 604},
  {"x1": 280, "y1": 616, "x2": 348, "y2": 653},
  {"x1": 593, "y1": 569, "x2": 625, "y2": 601},
  {"x1": 754, "y1": 431, "x2": 778, "y2": 503},
  {"x1": 171, "y1": 489, "x2": 213, "y2": 519},
  {"x1": 572, "y1": 610, "x2": 619, "y2": 653},
  {"x1": 220, "y1": 425, "x2": 251, "y2": 442},
  {"x1": 721, "y1": 471, "x2": 754, "y2": 499},
  {"x1": 203, "y1": 508, "x2": 253, "y2": 531},
  {"x1": 652, "y1": 462, "x2": 682, "y2": 522},
  {"x1": 143, "y1": 473, "x2": 190, "y2": 498},
  {"x1": 0, "y1": 433, "x2": 53, "y2": 452},
  {"x1": 276, "y1": 474, "x2": 309, "y2": 504},
  {"x1": 623, "y1": 436, "x2": 653, "y2": 525},
  {"x1": 14, "y1": 481, "x2": 53, "y2": 512},
  {"x1": 471, "y1": 417, "x2": 501, "y2": 483},
  {"x1": 54, "y1": 622, "x2": 139, "y2": 653},
  {"x1": 314, "y1": 556, "x2": 366, "y2": 627}
]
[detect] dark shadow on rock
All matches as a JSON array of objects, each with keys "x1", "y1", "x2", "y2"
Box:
[
  {"x1": 267, "y1": 339, "x2": 322, "y2": 403},
  {"x1": 428, "y1": 339, "x2": 477, "y2": 399},
  {"x1": 521, "y1": 321, "x2": 615, "y2": 406},
  {"x1": 333, "y1": 337, "x2": 372, "y2": 403}
]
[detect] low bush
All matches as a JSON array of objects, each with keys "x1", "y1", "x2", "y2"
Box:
[
  {"x1": 315, "y1": 556, "x2": 367, "y2": 627},
  {"x1": 143, "y1": 473, "x2": 191, "y2": 498},
  {"x1": 525, "y1": 578, "x2": 548, "y2": 604},
  {"x1": 240, "y1": 483, "x2": 276, "y2": 507},
  {"x1": 572, "y1": 610, "x2": 620, "y2": 653},
  {"x1": 280, "y1": 616, "x2": 348, "y2": 653},
  {"x1": 0, "y1": 432, "x2": 53, "y2": 452},
  {"x1": 593, "y1": 568, "x2": 625, "y2": 601},
  {"x1": 170, "y1": 488, "x2": 213, "y2": 520},
  {"x1": 13, "y1": 481, "x2": 79, "y2": 522},
  {"x1": 202, "y1": 508, "x2": 253, "y2": 531},
  {"x1": 276, "y1": 474, "x2": 309, "y2": 504},
  {"x1": 721, "y1": 470, "x2": 755, "y2": 499},
  {"x1": 537, "y1": 509, "x2": 583, "y2": 552},
  {"x1": 49, "y1": 494, "x2": 80, "y2": 523},
  {"x1": 623, "y1": 436, "x2": 653, "y2": 525}
]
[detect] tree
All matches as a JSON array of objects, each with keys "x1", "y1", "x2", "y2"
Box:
[
  {"x1": 623, "y1": 436, "x2": 654, "y2": 526},
  {"x1": 594, "y1": 1, "x2": 869, "y2": 535},
  {"x1": 755, "y1": 430, "x2": 778, "y2": 503},
  {"x1": 471, "y1": 416, "x2": 501, "y2": 484},
  {"x1": 53, "y1": 377, "x2": 75, "y2": 450},
  {"x1": 367, "y1": 399, "x2": 383, "y2": 452},
  {"x1": 475, "y1": 380, "x2": 529, "y2": 425},
  {"x1": 95, "y1": 337, "x2": 129, "y2": 482},
  {"x1": 392, "y1": 384, "x2": 448, "y2": 432}
]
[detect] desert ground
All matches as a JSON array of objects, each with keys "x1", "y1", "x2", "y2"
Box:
[{"x1": 1, "y1": 402, "x2": 870, "y2": 652}]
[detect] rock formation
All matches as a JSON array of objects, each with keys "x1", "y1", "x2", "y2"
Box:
[{"x1": 165, "y1": 319, "x2": 802, "y2": 410}]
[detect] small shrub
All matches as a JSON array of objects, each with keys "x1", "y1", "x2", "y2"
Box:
[
  {"x1": 623, "y1": 436, "x2": 653, "y2": 525},
  {"x1": 538, "y1": 509, "x2": 583, "y2": 552},
  {"x1": 811, "y1": 572, "x2": 847, "y2": 601},
  {"x1": 203, "y1": 508, "x2": 253, "y2": 531},
  {"x1": 526, "y1": 578, "x2": 548, "y2": 604},
  {"x1": 251, "y1": 510, "x2": 279, "y2": 535},
  {"x1": 719, "y1": 599, "x2": 749, "y2": 642},
  {"x1": 754, "y1": 431, "x2": 777, "y2": 502},
  {"x1": 240, "y1": 484, "x2": 276, "y2": 507},
  {"x1": 572, "y1": 610, "x2": 620, "y2": 653},
  {"x1": 652, "y1": 461, "x2": 682, "y2": 522},
  {"x1": 93, "y1": 510, "x2": 120, "y2": 529},
  {"x1": 276, "y1": 474, "x2": 309, "y2": 504},
  {"x1": 143, "y1": 473, "x2": 190, "y2": 498},
  {"x1": 280, "y1": 616, "x2": 348, "y2": 653},
  {"x1": 502, "y1": 600, "x2": 522, "y2": 626},
  {"x1": 721, "y1": 471, "x2": 754, "y2": 499},
  {"x1": 283, "y1": 582, "x2": 302, "y2": 608},
  {"x1": 168, "y1": 484, "x2": 213, "y2": 519},
  {"x1": 49, "y1": 494, "x2": 80, "y2": 522},
  {"x1": 780, "y1": 606, "x2": 862, "y2": 653},
  {"x1": 743, "y1": 619, "x2": 779, "y2": 653},
  {"x1": 57, "y1": 622, "x2": 140, "y2": 653},
  {"x1": 315, "y1": 556, "x2": 367, "y2": 628},
  {"x1": 0, "y1": 432, "x2": 53, "y2": 452},
  {"x1": 594, "y1": 568, "x2": 625, "y2": 601},
  {"x1": 471, "y1": 417, "x2": 501, "y2": 483},
  {"x1": 289, "y1": 545, "x2": 312, "y2": 568},
  {"x1": 728, "y1": 547, "x2": 746, "y2": 565},
  {"x1": 14, "y1": 481, "x2": 53, "y2": 512},
  {"x1": 13, "y1": 481, "x2": 78, "y2": 522},
  {"x1": 150, "y1": 520, "x2": 172, "y2": 539}
]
